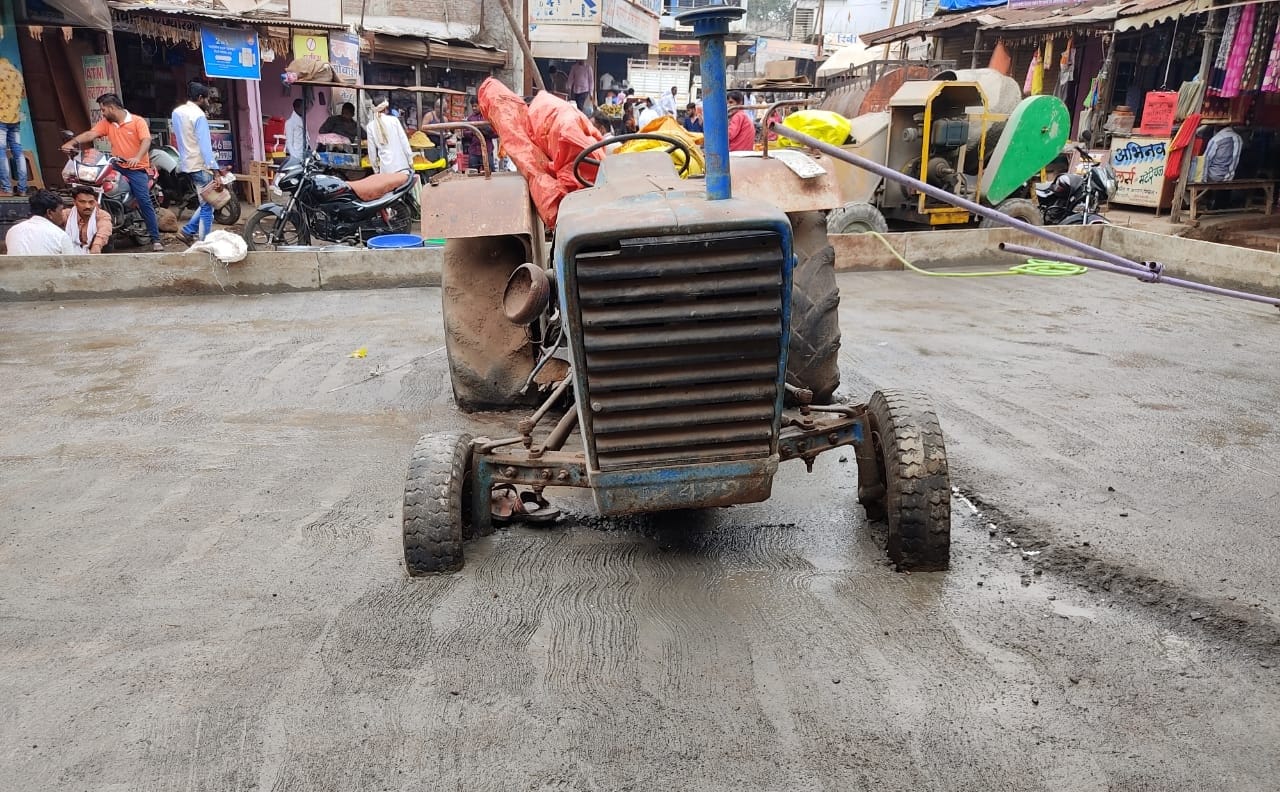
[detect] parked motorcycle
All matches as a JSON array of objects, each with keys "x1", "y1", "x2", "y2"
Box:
[
  {"x1": 62, "y1": 144, "x2": 153, "y2": 249},
  {"x1": 1036, "y1": 145, "x2": 1119, "y2": 225},
  {"x1": 242, "y1": 155, "x2": 417, "y2": 250},
  {"x1": 149, "y1": 144, "x2": 241, "y2": 227}
]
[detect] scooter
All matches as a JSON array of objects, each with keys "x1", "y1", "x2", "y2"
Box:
[
  {"x1": 61, "y1": 142, "x2": 153, "y2": 249},
  {"x1": 149, "y1": 144, "x2": 241, "y2": 227},
  {"x1": 242, "y1": 154, "x2": 417, "y2": 250},
  {"x1": 1036, "y1": 145, "x2": 1119, "y2": 226}
]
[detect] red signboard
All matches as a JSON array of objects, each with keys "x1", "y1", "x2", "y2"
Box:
[{"x1": 1138, "y1": 91, "x2": 1178, "y2": 137}]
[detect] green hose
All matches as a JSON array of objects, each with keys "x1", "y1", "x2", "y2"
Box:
[{"x1": 863, "y1": 230, "x2": 1088, "y2": 278}]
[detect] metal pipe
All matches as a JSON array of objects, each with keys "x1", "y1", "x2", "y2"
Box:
[
  {"x1": 1000, "y1": 242, "x2": 1280, "y2": 308},
  {"x1": 519, "y1": 374, "x2": 574, "y2": 437},
  {"x1": 759, "y1": 99, "x2": 816, "y2": 158},
  {"x1": 418, "y1": 122, "x2": 492, "y2": 177},
  {"x1": 539, "y1": 409, "x2": 579, "y2": 454},
  {"x1": 771, "y1": 122, "x2": 1280, "y2": 310},
  {"x1": 770, "y1": 123, "x2": 1158, "y2": 275},
  {"x1": 680, "y1": 6, "x2": 746, "y2": 201}
]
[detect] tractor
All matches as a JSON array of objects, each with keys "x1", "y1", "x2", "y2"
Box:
[{"x1": 402, "y1": 6, "x2": 952, "y2": 575}]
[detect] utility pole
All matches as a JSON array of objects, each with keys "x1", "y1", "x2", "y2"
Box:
[
  {"x1": 882, "y1": 0, "x2": 901, "y2": 61},
  {"x1": 496, "y1": 0, "x2": 546, "y2": 92}
]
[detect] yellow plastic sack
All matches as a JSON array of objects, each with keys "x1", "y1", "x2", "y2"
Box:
[
  {"x1": 615, "y1": 116, "x2": 706, "y2": 178},
  {"x1": 776, "y1": 110, "x2": 852, "y2": 148}
]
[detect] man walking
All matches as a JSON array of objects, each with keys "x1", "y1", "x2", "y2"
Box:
[
  {"x1": 171, "y1": 81, "x2": 226, "y2": 243},
  {"x1": 65, "y1": 186, "x2": 113, "y2": 254},
  {"x1": 5, "y1": 190, "x2": 75, "y2": 255},
  {"x1": 366, "y1": 100, "x2": 413, "y2": 175},
  {"x1": 0, "y1": 56, "x2": 29, "y2": 197},
  {"x1": 61, "y1": 94, "x2": 163, "y2": 251},
  {"x1": 568, "y1": 60, "x2": 594, "y2": 113}
]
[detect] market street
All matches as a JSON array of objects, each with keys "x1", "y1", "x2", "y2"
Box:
[{"x1": 2, "y1": 274, "x2": 1277, "y2": 789}]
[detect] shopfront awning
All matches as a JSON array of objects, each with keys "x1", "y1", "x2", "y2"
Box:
[
  {"x1": 109, "y1": 1, "x2": 350, "y2": 30},
  {"x1": 1114, "y1": 0, "x2": 1212, "y2": 32},
  {"x1": 864, "y1": 0, "x2": 1214, "y2": 46},
  {"x1": 860, "y1": 8, "x2": 987, "y2": 47},
  {"x1": 428, "y1": 39, "x2": 507, "y2": 68},
  {"x1": 369, "y1": 33, "x2": 506, "y2": 68}
]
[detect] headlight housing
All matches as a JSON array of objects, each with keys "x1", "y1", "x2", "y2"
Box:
[{"x1": 1100, "y1": 164, "x2": 1119, "y2": 200}]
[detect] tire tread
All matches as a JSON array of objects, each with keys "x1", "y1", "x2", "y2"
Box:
[{"x1": 403, "y1": 431, "x2": 473, "y2": 575}]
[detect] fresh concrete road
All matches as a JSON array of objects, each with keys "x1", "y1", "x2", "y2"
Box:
[{"x1": 1, "y1": 274, "x2": 1277, "y2": 790}]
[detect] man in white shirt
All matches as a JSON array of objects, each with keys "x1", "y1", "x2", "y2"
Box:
[
  {"x1": 637, "y1": 98, "x2": 660, "y2": 130},
  {"x1": 6, "y1": 189, "x2": 76, "y2": 255},
  {"x1": 657, "y1": 86, "x2": 678, "y2": 118},
  {"x1": 366, "y1": 100, "x2": 413, "y2": 175},
  {"x1": 171, "y1": 81, "x2": 227, "y2": 243},
  {"x1": 285, "y1": 98, "x2": 307, "y2": 161}
]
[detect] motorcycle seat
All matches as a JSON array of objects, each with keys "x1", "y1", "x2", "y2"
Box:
[{"x1": 348, "y1": 172, "x2": 411, "y2": 202}]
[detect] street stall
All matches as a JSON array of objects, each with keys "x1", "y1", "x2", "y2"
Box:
[{"x1": 293, "y1": 81, "x2": 465, "y2": 181}]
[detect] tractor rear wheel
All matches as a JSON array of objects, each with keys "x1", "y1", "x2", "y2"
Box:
[
  {"x1": 403, "y1": 431, "x2": 474, "y2": 576},
  {"x1": 442, "y1": 235, "x2": 540, "y2": 412},
  {"x1": 863, "y1": 389, "x2": 951, "y2": 571},
  {"x1": 827, "y1": 202, "x2": 889, "y2": 235},
  {"x1": 786, "y1": 211, "x2": 842, "y2": 404},
  {"x1": 980, "y1": 198, "x2": 1043, "y2": 229}
]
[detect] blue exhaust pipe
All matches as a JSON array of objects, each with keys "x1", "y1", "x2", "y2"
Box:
[{"x1": 678, "y1": 5, "x2": 746, "y2": 201}]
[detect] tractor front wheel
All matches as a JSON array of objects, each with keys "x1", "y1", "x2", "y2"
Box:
[
  {"x1": 862, "y1": 389, "x2": 951, "y2": 571},
  {"x1": 403, "y1": 431, "x2": 474, "y2": 576}
]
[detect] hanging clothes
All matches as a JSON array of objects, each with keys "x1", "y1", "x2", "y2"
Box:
[
  {"x1": 1164, "y1": 113, "x2": 1200, "y2": 183},
  {"x1": 1264, "y1": 15, "x2": 1280, "y2": 92},
  {"x1": 1242, "y1": 3, "x2": 1279, "y2": 93},
  {"x1": 989, "y1": 40, "x2": 1013, "y2": 76},
  {"x1": 1209, "y1": 6, "x2": 1241, "y2": 95},
  {"x1": 1055, "y1": 37, "x2": 1075, "y2": 101},
  {"x1": 1024, "y1": 46, "x2": 1043, "y2": 95},
  {"x1": 1219, "y1": 2, "x2": 1256, "y2": 98}
]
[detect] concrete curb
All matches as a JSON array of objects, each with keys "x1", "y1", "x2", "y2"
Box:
[
  {"x1": 3, "y1": 225, "x2": 1278, "y2": 302},
  {"x1": 830, "y1": 225, "x2": 1104, "y2": 272},
  {"x1": 1098, "y1": 226, "x2": 1280, "y2": 298},
  {"x1": 0, "y1": 247, "x2": 442, "y2": 301}
]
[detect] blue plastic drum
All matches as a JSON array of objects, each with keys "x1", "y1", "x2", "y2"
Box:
[{"x1": 367, "y1": 234, "x2": 426, "y2": 249}]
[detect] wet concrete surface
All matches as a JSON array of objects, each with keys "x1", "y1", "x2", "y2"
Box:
[{"x1": 1, "y1": 280, "x2": 1278, "y2": 789}]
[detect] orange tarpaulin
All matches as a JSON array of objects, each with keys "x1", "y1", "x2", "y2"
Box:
[{"x1": 476, "y1": 77, "x2": 603, "y2": 229}]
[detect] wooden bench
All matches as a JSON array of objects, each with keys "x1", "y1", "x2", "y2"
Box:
[{"x1": 1185, "y1": 179, "x2": 1275, "y2": 221}]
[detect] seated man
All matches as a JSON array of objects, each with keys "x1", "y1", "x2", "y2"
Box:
[
  {"x1": 5, "y1": 189, "x2": 76, "y2": 255},
  {"x1": 65, "y1": 185, "x2": 113, "y2": 254},
  {"x1": 318, "y1": 102, "x2": 361, "y2": 143}
]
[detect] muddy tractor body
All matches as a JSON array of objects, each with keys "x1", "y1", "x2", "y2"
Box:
[{"x1": 402, "y1": 7, "x2": 952, "y2": 576}]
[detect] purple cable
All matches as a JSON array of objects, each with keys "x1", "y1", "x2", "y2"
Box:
[{"x1": 768, "y1": 122, "x2": 1280, "y2": 310}]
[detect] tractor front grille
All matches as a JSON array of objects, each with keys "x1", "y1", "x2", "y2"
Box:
[{"x1": 572, "y1": 230, "x2": 786, "y2": 471}]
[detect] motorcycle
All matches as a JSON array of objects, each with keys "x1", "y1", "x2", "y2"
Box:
[
  {"x1": 61, "y1": 143, "x2": 153, "y2": 249},
  {"x1": 149, "y1": 144, "x2": 241, "y2": 227},
  {"x1": 242, "y1": 154, "x2": 417, "y2": 250},
  {"x1": 1036, "y1": 144, "x2": 1119, "y2": 226}
]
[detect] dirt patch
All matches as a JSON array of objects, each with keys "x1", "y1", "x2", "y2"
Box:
[{"x1": 959, "y1": 486, "x2": 1280, "y2": 654}]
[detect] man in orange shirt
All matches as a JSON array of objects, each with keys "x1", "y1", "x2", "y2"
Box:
[{"x1": 62, "y1": 94, "x2": 162, "y2": 251}]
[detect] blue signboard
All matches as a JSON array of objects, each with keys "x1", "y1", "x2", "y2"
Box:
[{"x1": 200, "y1": 25, "x2": 261, "y2": 80}]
